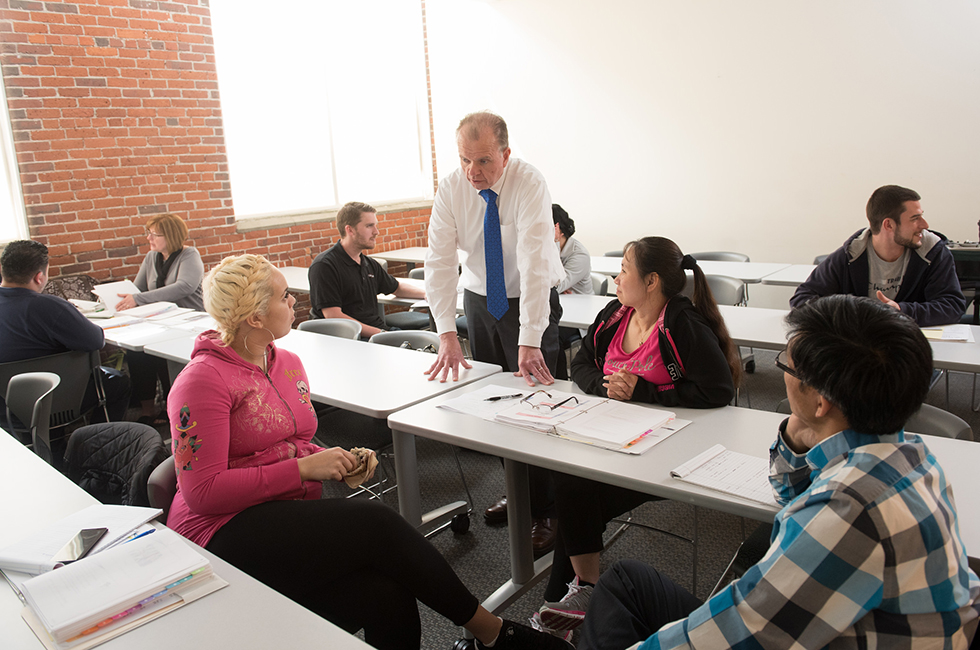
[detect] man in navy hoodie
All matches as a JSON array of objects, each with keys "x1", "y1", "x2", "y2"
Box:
[{"x1": 790, "y1": 185, "x2": 965, "y2": 327}]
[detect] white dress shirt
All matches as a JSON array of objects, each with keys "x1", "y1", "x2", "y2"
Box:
[{"x1": 425, "y1": 157, "x2": 565, "y2": 348}]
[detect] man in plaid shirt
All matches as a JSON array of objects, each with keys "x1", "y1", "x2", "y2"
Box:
[{"x1": 579, "y1": 295, "x2": 980, "y2": 650}]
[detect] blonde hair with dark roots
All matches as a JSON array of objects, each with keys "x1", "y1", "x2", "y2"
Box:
[{"x1": 203, "y1": 254, "x2": 276, "y2": 346}]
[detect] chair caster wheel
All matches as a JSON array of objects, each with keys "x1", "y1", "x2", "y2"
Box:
[
  {"x1": 451, "y1": 513, "x2": 470, "y2": 534},
  {"x1": 744, "y1": 360, "x2": 756, "y2": 374},
  {"x1": 453, "y1": 637, "x2": 477, "y2": 650}
]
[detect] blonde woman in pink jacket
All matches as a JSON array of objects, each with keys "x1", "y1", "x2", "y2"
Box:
[{"x1": 165, "y1": 254, "x2": 570, "y2": 650}]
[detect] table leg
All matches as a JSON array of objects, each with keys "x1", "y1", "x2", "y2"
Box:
[
  {"x1": 392, "y1": 427, "x2": 422, "y2": 527},
  {"x1": 166, "y1": 360, "x2": 185, "y2": 384},
  {"x1": 480, "y1": 458, "x2": 552, "y2": 615}
]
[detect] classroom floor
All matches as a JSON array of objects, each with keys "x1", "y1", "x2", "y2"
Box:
[{"x1": 315, "y1": 348, "x2": 980, "y2": 649}]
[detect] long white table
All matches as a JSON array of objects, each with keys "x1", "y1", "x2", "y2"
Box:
[
  {"x1": 0, "y1": 430, "x2": 372, "y2": 650},
  {"x1": 143, "y1": 328, "x2": 501, "y2": 418},
  {"x1": 590, "y1": 257, "x2": 791, "y2": 283},
  {"x1": 388, "y1": 373, "x2": 980, "y2": 616},
  {"x1": 759, "y1": 264, "x2": 817, "y2": 287},
  {"x1": 718, "y1": 305, "x2": 980, "y2": 374}
]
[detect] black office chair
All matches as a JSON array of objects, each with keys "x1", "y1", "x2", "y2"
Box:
[{"x1": 64, "y1": 422, "x2": 170, "y2": 507}]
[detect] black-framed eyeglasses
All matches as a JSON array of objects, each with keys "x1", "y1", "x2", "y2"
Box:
[
  {"x1": 520, "y1": 391, "x2": 581, "y2": 412},
  {"x1": 775, "y1": 349, "x2": 798, "y2": 379}
]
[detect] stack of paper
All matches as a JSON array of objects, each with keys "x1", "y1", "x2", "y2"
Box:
[
  {"x1": 0, "y1": 504, "x2": 162, "y2": 576},
  {"x1": 20, "y1": 529, "x2": 226, "y2": 649},
  {"x1": 91, "y1": 280, "x2": 140, "y2": 314},
  {"x1": 670, "y1": 444, "x2": 778, "y2": 506},
  {"x1": 438, "y1": 385, "x2": 690, "y2": 454},
  {"x1": 921, "y1": 324, "x2": 975, "y2": 342}
]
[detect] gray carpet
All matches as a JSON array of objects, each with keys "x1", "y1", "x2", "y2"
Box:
[{"x1": 317, "y1": 349, "x2": 979, "y2": 649}]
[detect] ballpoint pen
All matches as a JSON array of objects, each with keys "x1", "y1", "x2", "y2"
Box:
[
  {"x1": 123, "y1": 529, "x2": 156, "y2": 545},
  {"x1": 484, "y1": 393, "x2": 523, "y2": 402}
]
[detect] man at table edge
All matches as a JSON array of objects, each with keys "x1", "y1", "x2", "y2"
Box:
[
  {"x1": 0, "y1": 240, "x2": 131, "y2": 428},
  {"x1": 576, "y1": 294, "x2": 979, "y2": 650},
  {"x1": 308, "y1": 201, "x2": 426, "y2": 339},
  {"x1": 790, "y1": 184, "x2": 965, "y2": 327},
  {"x1": 423, "y1": 111, "x2": 564, "y2": 385}
]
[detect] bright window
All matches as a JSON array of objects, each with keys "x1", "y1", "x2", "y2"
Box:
[
  {"x1": 209, "y1": 1, "x2": 433, "y2": 219},
  {"x1": 0, "y1": 70, "x2": 27, "y2": 244}
]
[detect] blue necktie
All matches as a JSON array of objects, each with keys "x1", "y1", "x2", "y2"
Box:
[{"x1": 480, "y1": 189, "x2": 509, "y2": 320}]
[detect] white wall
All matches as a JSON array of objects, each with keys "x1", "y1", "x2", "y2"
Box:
[{"x1": 426, "y1": 0, "x2": 980, "y2": 306}]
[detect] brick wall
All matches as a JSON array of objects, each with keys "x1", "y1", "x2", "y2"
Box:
[{"x1": 0, "y1": 0, "x2": 431, "y2": 294}]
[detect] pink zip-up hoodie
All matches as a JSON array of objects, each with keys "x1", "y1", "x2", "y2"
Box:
[{"x1": 166, "y1": 331, "x2": 322, "y2": 547}]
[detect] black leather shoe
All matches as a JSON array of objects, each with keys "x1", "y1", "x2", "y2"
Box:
[
  {"x1": 531, "y1": 517, "x2": 557, "y2": 555},
  {"x1": 484, "y1": 496, "x2": 508, "y2": 524}
]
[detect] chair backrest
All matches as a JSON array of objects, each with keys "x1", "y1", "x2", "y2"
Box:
[
  {"x1": 604, "y1": 250, "x2": 624, "y2": 257},
  {"x1": 705, "y1": 275, "x2": 746, "y2": 306},
  {"x1": 813, "y1": 254, "x2": 829, "y2": 265},
  {"x1": 368, "y1": 329, "x2": 441, "y2": 352},
  {"x1": 408, "y1": 267, "x2": 425, "y2": 280},
  {"x1": 41, "y1": 273, "x2": 98, "y2": 301},
  {"x1": 377, "y1": 258, "x2": 388, "y2": 272},
  {"x1": 147, "y1": 456, "x2": 178, "y2": 524},
  {"x1": 64, "y1": 422, "x2": 169, "y2": 506},
  {"x1": 298, "y1": 318, "x2": 362, "y2": 340},
  {"x1": 775, "y1": 400, "x2": 972, "y2": 441},
  {"x1": 0, "y1": 350, "x2": 105, "y2": 429},
  {"x1": 590, "y1": 272, "x2": 609, "y2": 296},
  {"x1": 906, "y1": 404, "x2": 973, "y2": 440},
  {"x1": 5, "y1": 371, "x2": 60, "y2": 464},
  {"x1": 691, "y1": 251, "x2": 751, "y2": 263}
]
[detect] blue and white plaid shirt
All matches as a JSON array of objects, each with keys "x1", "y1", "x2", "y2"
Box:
[{"x1": 640, "y1": 428, "x2": 980, "y2": 650}]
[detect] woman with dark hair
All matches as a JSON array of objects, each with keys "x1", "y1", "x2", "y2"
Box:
[
  {"x1": 534, "y1": 237, "x2": 740, "y2": 637},
  {"x1": 117, "y1": 212, "x2": 205, "y2": 425}
]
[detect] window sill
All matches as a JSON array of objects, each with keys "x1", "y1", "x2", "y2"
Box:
[{"x1": 235, "y1": 198, "x2": 434, "y2": 233}]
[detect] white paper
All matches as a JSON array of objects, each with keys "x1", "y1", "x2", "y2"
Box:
[
  {"x1": 104, "y1": 322, "x2": 169, "y2": 345},
  {"x1": 21, "y1": 529, "x2": 209, "y2": 641},
  {"x1": 122, "y1": 302, "x2": 179, "y2": 319},
  {"x1": 91, "y1": 281, "x2": 140, "y2": 314},
  {"x1": 671, "y1": 444, "x2": 777, "y2": 506},
  {"x1": 0, "y1": 505, "x2": 162, "y2": 576}
]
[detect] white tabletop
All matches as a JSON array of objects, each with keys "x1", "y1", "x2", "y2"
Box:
[
  {"x1": 143, "y1": 328, "x2": 502, "y2": 418},
  {"x1": 590, "y1": 257, "x2": 791, "y2": 283},
  {"x1": 558, "y1": 294, "x2": 614, "y2": 329},
  {"x1": 717, "y1": 305, "x2": 980, "y2": 373},
  {"x1": 369, "y1": 246, "x2": 429, "y2": 265},
  {"x1": 389, "y1": 373, "x2": 980, "y2": 552},
  {"x1": 0, "y1": 431, "x2": 371, "y2": 650},
  {"x1": 759, "y1": 264, "x2": 817, "y2": 287},
  {"x1": 101, "y1": 323, "x2": 197, "y2": 352}
]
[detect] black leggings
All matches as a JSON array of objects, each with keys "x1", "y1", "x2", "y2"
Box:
[
  {"x1": 545, "y1": 473, "x2": 660, "y2": 601},
  {"x1": 127, "y1": 350, "x2": 171, "y2": 403},
  {"x1": 206, "y1": 498, "x2": 480, "y2": 650}
]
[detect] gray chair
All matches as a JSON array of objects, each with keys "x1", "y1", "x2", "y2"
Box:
[
  {"x1": 298, "y1": 318, "x2": 362, "y2": 340},
  {"x1": 369, "y1": 329, "x2": 440, "y2": 351},
  {"x1": 147, "y1": 456, "x2": 178, "y2": 524},
  {"x1": 408, "y1": 267, "x2": 425, "y2": 280},
  {"x1": 4, "y1": 371, "x2": 60, "y2": 465},
  {"x1": 813, "y1": 254, "x2": 829, "y2": 265},
  {"x1": 604, "y1": 250, "x2": 624, "y2": 257},
  {"x1": 705, "y1": 275, "x2": 746, "y2": 307},
  {"x1": 691, "y1": 251, "x2": 750, "y2": 263},
  {"x1": 775, "y1": 399, "x2": 971, "y2": 440},
  {"x1": 590, "y1": 272, "x2": 609, "y2": 296},
  {"x1": 0, "y1": 349, "x2": 109, "y2": 431}
]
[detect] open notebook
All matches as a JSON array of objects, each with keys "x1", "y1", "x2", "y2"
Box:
[{"x1": 439, "y1": 385, "x2": 690, "y2": 454}]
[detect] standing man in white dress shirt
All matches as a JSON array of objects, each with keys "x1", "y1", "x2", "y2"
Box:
[{"x1": 424, "y1": 111, "x2": 565, "y2": 553}]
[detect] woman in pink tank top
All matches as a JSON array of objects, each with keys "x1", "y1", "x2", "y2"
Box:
[{"x1": 538, "y1": 238, "x2": 742, "y2": 629}]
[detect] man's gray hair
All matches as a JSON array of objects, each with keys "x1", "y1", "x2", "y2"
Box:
[{"x1": 456, "y1": 111, "x2": 509, "y2": 151}]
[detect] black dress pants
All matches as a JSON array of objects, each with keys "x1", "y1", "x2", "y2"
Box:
[{"x1": 463, "y1": 288, "x2": 562, "y2": 518}]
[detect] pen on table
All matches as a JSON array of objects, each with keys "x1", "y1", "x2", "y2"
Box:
[
  {"x1": 123, "y1": 529, "x2": 155, "y2": 544},
  {"x1": 484, "y1": 393, "x2": 523, "y2": 402}
]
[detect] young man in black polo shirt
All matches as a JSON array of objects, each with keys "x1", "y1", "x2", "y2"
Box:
[{"x1": 308, "y1": 201, "x2": 426, "y2": 338}]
